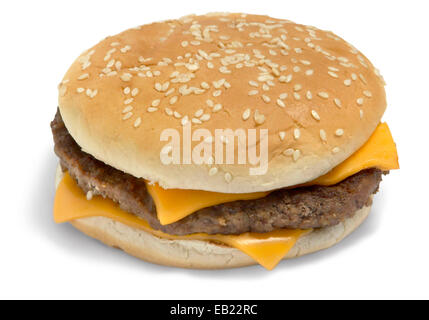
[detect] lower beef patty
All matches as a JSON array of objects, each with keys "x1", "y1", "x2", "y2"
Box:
[{"x1": 51, "y1": 110, "x2": 383, "y2": 236}]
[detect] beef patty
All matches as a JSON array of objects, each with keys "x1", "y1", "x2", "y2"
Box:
[{"x1": 51, "y1": 110, "x2": 383, "y2": 235}]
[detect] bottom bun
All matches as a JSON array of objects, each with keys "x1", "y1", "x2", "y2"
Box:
[{"x1": 56, "y1": 166, "x2": 371, "y2": 269}]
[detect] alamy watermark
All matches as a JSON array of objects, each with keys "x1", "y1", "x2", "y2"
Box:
[{"x1": 160, "y1": 123, "x2": 268, "y2": 175}]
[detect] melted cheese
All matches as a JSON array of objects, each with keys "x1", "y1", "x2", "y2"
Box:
[
  {"x1": 53, "y1": 122, "x2": 399, "y2": 270},
  {"x1": 147, "y1": 184, "x2": 270, "y2": 225},
  {"x1": 147, "y1": 123, "x2": 399, "y2": 225},
  {"x1": 54, "y1": 173, "x2": 307, "y2": 270},
  {"x1": 311, "y1": 122, "x2": 399, "y2": 186}
]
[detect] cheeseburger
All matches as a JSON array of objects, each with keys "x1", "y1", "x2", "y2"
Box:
[{"x1": 52, "y1": 13, "x2": 399, "y2": 270}]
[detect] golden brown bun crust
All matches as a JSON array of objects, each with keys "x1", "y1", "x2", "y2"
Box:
[
  {"x1": 55, "y1": 167, "x2": 371, "y2": 269},
  {"x1": 58, "y1": 13, "x2": 386, "y2": 193}
]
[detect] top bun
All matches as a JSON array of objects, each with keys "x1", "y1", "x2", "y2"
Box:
[{"x1": 58, "y1": 13, "x2": 386, "y2": 193}]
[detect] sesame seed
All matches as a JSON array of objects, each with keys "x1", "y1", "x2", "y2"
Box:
[
  {"x1": 131, "y1": 88, "x2": 139, "y2": 97},
  {"x1": 279, "y1": 74, "x2": 293, "y2": 83},
  {"x1": 155, "y1": 83, "x2": 162, "y2": 91},
  {"x1": 169, "y1": 96, "x2": 178, "y2": 105},
  {"x1": 332, "y1": 147, "x2": 340, "y2": 154},
  {"x1": 249, "y1": 80, "x2": 259, "y2": 87},
  {"x1": 209, "y1": 167, "x2": 218, "y2": 176},
  {"x1": 120, "y1": 73, "x2": 132, "y2": 82},
  {"x1": 213, "y1": 90, "x2": 222, "y2": 97},
  {"x1": 279, "y1": 131, "x2": 286, "y2": 141},
  {"x1": 76, "y1": 88, "x2": 85, "y2": 93},
  {"x1": 277, "y1": 99, "x2": 285, "y2": 108},
  {"x1": 360, "y1": 109, "x2": 364, "y2": 119},
  {"x1": 173, "y1": 111, "x2": 181, "y2": 119},
  {"x1": 201, "y1": 82, "x2": 210, "y2": 89},
  {"x1": 194, "y1": 109, "x2": 204, "y2": 118},
  {"x1": 279, "y1": 93, "x2": 288, "y2": 100},
  {"x1": 305, "y1": 69, "x2": 314, "y2": 76},
  {"x1": 293, "y1": 149, "x2": 301, "y2": 162},
  {"x1": 242, "y1": 108, "x2": 251, "y2": 121},
  {"x1": 334, "y1": 98, "x2": 342, "y2": 108},
  {"x1": 206, "y1": 99, "x2": 214, "y2": 107},
  {"x1": 254, "y1": 110, "x2": 265, "y2": 125},
  {"x1": 318, "y1": 92, "x2": 329, "y2": 99},
  {"x1": 181, "y1": 116, "x2": 189, "y2": 126},
  {"x1": 106, "y1": 59, "x2": 115, "y2": 68},
  {"x1": 165, "y1": 88, "x2": 175, "y2": 97},
  {"x1": 152, "y1": 99, "x2": 161, "y2": 107},
  {"x1": 306, "y1": 91, "x2": 313, "y2": 100},
  {"x1": 124, "y1": 98, "x2": 134, "y2": 105},
  {"x1": 293, "y1": 66, "x2": 301, "y2": 73},
  {"x1": 351, "y1": 73, "x2": 358, "y2": 81},
  {"x1": 134, "y1": 117, "x2": 142, "y2": 128},
  {"x1": 363, "y1": 90, "x2": 372, "y2": 98},
  {"x1": 78, "y1": 73, "x2": 89, "y2": 80},
  {"x1": 294, "y1": 84, "x2": 302, "y2": 92},
  {"x1": 200, "y1": 114, "x2": 211, "y2": 121},
  {"x1": 86, "y1": 89, "x2": 98, "y2": 98},
  {"x1": 344, "y1": 79, "x2": 352, "y2": 86},
  {"x1": 258, "y1": 74, "x2": 274, "y2": 82},
  {"x1": 294, "y1": 128, "x2": 301, "y2": 140},
  {"x1": 219, "y1": 66, "x2": 231, "y2": 74},
  {"x1": 224, "y1": 172, "x2": 232, "y2": 183},
  {"x1": 122, "y1": 105, "x2": 133, "y2": 113},
  {"x1": 248, "y1": 90, "x2": 259, "y2": 96},
  {"x1": 120, "y1": 45, "x2": 131, "y2": 53},
  {"x1": 311, "y1": 110, "x2": 321, "y2": 121},
  {"x1": 283, "y1": 148, "x2": 294, "y2": 156},
  {"x1": 262, "y1": 95, "x2": 271, "y2": 103},
  {"x1": 213, "y1": 104, "x2": 222, "y2": 112},
  {"x1": 81, "y1": 61, "x2": 91, "y2": 70},
  {"x1": 320, "y1": 129, "x2": 327, "y2": 142},
  {"x1": 357, "y1": 98, "x2": 364, "y2": 106},
  {"x1": 147, "y1": 107, "x2": 158, "y2": 113},
  {"x1": 328, "y1": 71, "x2": 339, "y2": 78},
  {"x1": 213, "y1": 79, "x2": 225, "y2": 89},
  {"x1": 335, "y1": 129, "x2": 344, "y2": 136},
  {"x1": 122, "y1": 112, "x2": 133, "y2": 120}
]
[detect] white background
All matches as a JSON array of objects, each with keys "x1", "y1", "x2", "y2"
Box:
[{"x1": 0, "y1": 0, "x2": 428, "y2": 300}]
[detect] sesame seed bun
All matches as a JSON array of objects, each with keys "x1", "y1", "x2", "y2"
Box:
[
  {"x1": 58, "y1": 13, "x2": 386, "y2": 193},
  {"x1": 55, "y1": 166, "x2": 372, "y2": 269}
]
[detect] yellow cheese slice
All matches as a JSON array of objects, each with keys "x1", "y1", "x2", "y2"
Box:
[
  {"x1": 311, "y1": 122, "x2": 399, "y2": 186},
  {"x1": 146, "y1": 184, "x2": 270, "y2": 225},
  {"x1": 147, "y1": 122, "x2": 399, "y2": 225},
  {"x1": 53, "y1": 122, "x2": 399, "y2": 270},
  {"x1": 54, "y1": 173, "x2": 308, "y2": 270}
]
